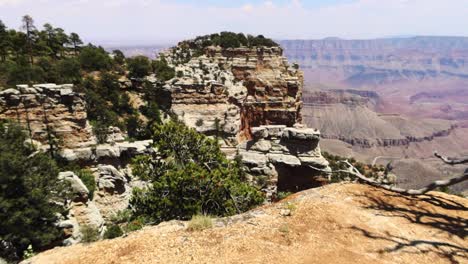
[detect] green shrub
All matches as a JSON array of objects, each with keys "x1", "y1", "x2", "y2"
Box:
[
  {"x1": 110, "y1": 209, "x2": 133, "y2": 224},
  {"x1": 22, "y1": 245, "x2": 35, "y2": 260},
  {"x1": 276, "y1": 191, "x2": 293, "y2": 201},
  {"x1": 152, "y1": 56, "x2": 175, "y2": 81},
  {"x1": 79, "y1": 45, "x2": 111, "y2": 71},
  {"x1": 81, "y1": 225, "x2": 100, "y2": 243},
  {"x1": 76, "y1": 169, "x2": 96, "y2": 200},
  {"x1": 127, "y1": 55, "x2": 151, "y2": 79},
  {"x1": 91, "y1": 120, "x2": 109, "y2": 144},
  {"x1": 124, "y1": 217, "x2": 146, "y2": 233},
  {"x1": 103, "y1": 224, "x2": 123, "y2": 239},
  {"x1": 187, "y1": 215, "x2": 212, "y2": 231},
  {"x1": 56, "y1": 58, "x2": 81, "y2": 83},
  {"x1": 195, "y1": 118, "x2": 204, "y2": 127},
  {"x1": 130, "y1": 121, "x2": 264, "y2": 224}
]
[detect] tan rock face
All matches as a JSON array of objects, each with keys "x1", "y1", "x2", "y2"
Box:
[
  {"x1": 0, "y1": 84, "x2": 95, "y2": 148},
  {"x1": 238, "y1": 125, "x2": 330, "y2": 199},
  {"x1": 162, "y1": 45, "x2": 303, "y2": 145}
]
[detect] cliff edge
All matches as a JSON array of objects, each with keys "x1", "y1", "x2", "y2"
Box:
[{"x1": 27, "y1": 183, "x2": 467, "y2": 264}]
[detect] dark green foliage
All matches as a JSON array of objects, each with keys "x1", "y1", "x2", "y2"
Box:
[
  {"x1": 0, "y1": 17, "x2": 112, "y2": 87},
  {"x1": 130, "y1": 121, "x2": 264, "y2": 224},
  {"x1": 195, "y1": 118, "x2": 204, "y2": 127},
  {"x1": 103, "y1": 224, "x2": 123, "y2": 239},
  {"x1": 92, "y1": 120, "x2": 109, "y2": 144},
  {"x1": 0, "y1": 20, "x2": 9, "y2": 62},
  {"x1": 80, "y1": 74, "x2": 129, "y2": 128},
  {"x1": 125, "y1": 114, "x2": 145, "y2": 140},
  {"x1": 112, "y1": 50, "x2": 125, "y2": 65},
  {"x1": 69, "y1": 33, "x2": 83, "y2": 55},
  {"x1": 6, "y1": 61, "x2": 46, "y2": 85},
  {"x1": 0, "y1": 122, "x2": 70, "y2": 261},
  {"x1": 127, "y1": 55, "x2": 151, "y2": 78},
  {"x1": 116, "y1": 93, "x2": 133, "y2": 115},
  {"x1": 76, "y1": 169, "x2": 96, "y2": 200},
  {"x1": 177, "y1": 32, "x2": 278, "y2": 60},
  {"x1": 140, "y1": 102, "x2": 161, "y2": 124},
  {"x1": 193, "y1": 32, "x2": 278, "y2": 49},
  {"x1": 55, "y1": 58, "x2": 81, "y2": 83},
  {"x1": 79, "y1": 45, "x2": 111, "y2": 71},
  {"x1": 152, "y1": 56, "x2": 175, "y2": 81}
]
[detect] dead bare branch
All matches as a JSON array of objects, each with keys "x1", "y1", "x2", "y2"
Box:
[
  {"x1": 337, "y1": 160, "x2": 468, "y2": 195},
  {"x1": 434, "y1": 151, "x2": 468, "y2": 165}
]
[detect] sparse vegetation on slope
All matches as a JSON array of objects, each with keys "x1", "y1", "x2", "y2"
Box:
[{"x1": 165, "y1": 32, "x2": 279, "y2": 65}]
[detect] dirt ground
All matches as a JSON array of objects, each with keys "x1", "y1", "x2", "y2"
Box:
[{"x1": 28, "y1": 183, "x2": 467, "y2": 264}]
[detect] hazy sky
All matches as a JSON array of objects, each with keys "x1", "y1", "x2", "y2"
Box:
[{"x1": 1, "y1": 0, "x2": 467, "y2": 45}]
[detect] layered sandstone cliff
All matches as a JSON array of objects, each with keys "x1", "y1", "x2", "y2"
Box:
[
  {"x1": 160, "y1": 45, "x2": 303, "y2": 145},
  {"x1": 0, "y1": 84, "x2": 95, "y2": 148}
]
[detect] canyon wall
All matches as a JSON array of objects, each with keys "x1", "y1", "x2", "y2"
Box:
[
  {"x1": 0, "y1": 84, "x2": 95, "y2": 148},
  {"x1": 161, "y1": 45, "x2": 303, "y2": 145},
  {"x1": 280, "y1": 37, "x2": 468, "y2": 86},
  {"x1": 302, "y1": 90, "x2": 457, "y2": 148}
]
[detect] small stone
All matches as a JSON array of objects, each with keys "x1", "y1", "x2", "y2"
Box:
[{"x1": 280, "y1": 209, "x2": 291, "y2": 217}]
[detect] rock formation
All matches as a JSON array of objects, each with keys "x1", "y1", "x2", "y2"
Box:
[
  {"x1": 158, "y1": 39, "x2": 330, "y2": 197},
  {"x1": 238, "y1": 125, "x2": 330, "y2": 199},
  {"x1": 0, "y1": 38, "x2": 332, "y2": 245},
  {"x1": 0, "y1": 84, "x2": 95, "y2": 148},
  {"x1": 160, "y1": 45, "x2": 303, "y2": 144},
  {"x1": 57, "y1": 171, "x2": 105, "y2": 246},
  {"x1": 302, "y1": 89, "x2": 458, "y2": 148}
]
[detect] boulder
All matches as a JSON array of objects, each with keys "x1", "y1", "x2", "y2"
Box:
[
  {"x1": 58, "y1": 171, "x2": 89, "y2": 200},
  {"x1": 299, "y1": 156, "x2": 330, "y2": 168},
  {"x1": 97, "y1": 165, "x2": 127, "y2": 193},
  {"x1": 96, "y1": 145, "x2": 120, "y2": 159},
  {"x1": 249, "y1": 140, "x2": 272, "y2": 152},
  {"x1": 239, "y1": 151, "x2": 268, "y2": 167},
  {"x1": 17, "y1": 86, "x2": 38, "y2": 94},
  {"x1": 282, "y1": 127, "x2": 320, "y2": 141},
  {"x1": 60, "y1": 148, "x2": 94, "y2": 162},
  {"x1": 268, "y1": 153, "x2": 301, "y2": 166},
  {"x1": 106, "y1": 126, "x2": 126, "y2": 143}
]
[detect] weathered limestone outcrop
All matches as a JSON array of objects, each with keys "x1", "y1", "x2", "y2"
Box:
[
  {"x1": 57, "y1": 171, "x2": 105, "y2": 246},
  {"x1": 238, "y1": 125, "x2": 330, "y2": 199},
  {"x1": 59, "y1": 140, "x2": 153, "y2": 221},
  {"x1": 160, "y1": 45, "x2": 303, "y2": 145},
  {"x1": 58, "y1": 140, "x2": 153, "y2": 163},
  {"x1": 0, "y1": 84, "x2": 95, "y2": 148},
  {"x1": 58, "y1": 171, "x2": 90, "y2": 201}
]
